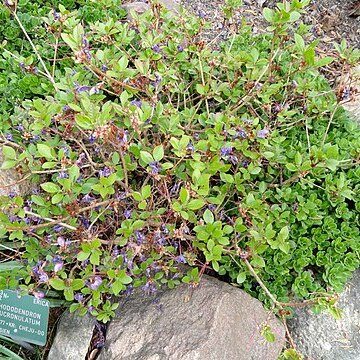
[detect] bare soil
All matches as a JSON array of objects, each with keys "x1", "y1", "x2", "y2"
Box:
[{"x1": 181, "y1": 0, "x2": 360, "y2": 50}]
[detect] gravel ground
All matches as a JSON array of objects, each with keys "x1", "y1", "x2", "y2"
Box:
[{"x1": 180, "y1": 0, "x2": 360, "y2": 49}]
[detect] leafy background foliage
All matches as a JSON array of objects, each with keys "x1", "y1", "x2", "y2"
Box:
[{"x1": 0, "y1": 0, "x2": 359, "y2": 332}]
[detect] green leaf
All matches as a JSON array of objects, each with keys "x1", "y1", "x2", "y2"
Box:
[
  {"x1": 41, "y1": 182, "x2": 60, "y2": 193},
  {"x1": 77, "y1": 251, "x2": 90, "y2": 262},
  {"x1": 152, "y1": 145, "x2": 164, "y2": 161},
  {"x1": 328, "y1": 306, "x2": 342, "y2": 320},
  {"x1": 278, "y1": 226, "x2": 289, "y2": 242},
  {"x1": 187, "y1": 199, "x2": 205, "y2": 210},
  {"x1": 325, "y1": 159, "x2": 339, "y2": 171},
  {"x1": 1, "y1": 160, "x2": 17, "y2": 169},
  {"x1": 64, "y1": 287, "x2": 74, "y2": 301},
  {"x1": 140, "y1": 151, "x2": 154, "y2": 164},
  {"x1": 49, "y1": 278, "x2": 66, "y2": 290},
  {"x1": 196, "y1": 84, "x2": 209, "y2": 95},
  {"x1": 90, "y1": 251, "x2": 100, "y2": 265},
  {"x1": 286, "y1": 163, "x2": 297, "y2": 172},
  {"x1": 220, "y1": 172, "x2": 234, "y2": 183},
  {"x1": 51, "y1": 193, "x2": 63, "y2": 204},
  {"x1": 279, "y1": 241, "x2": 290, "y2": 254},
  {"x1": 2, "y1": 145, "x2": 16, "y2": 160},
  {"x1": 75, "y1": 114, "x2": 93, "y2": 129},
  {"x1": 141, "y1": 185, "x2": 151, "y2": 199},
  {"x1": 203, "y1": 209, "x2": 214, "y2": 224},
  {"x1": 71, "y1": 279, "x2": 85, "y2": 290},
  {"x1": 112, "y1": 279, "x2": 125, "y2": 295},
  {"x1": 118, "y1": 270, "x2": 132, "y2": 285},
  {"x1": 236, "y1": 272, "x2": 246, "y2": 284},
  {"x1": 179, "y1": 188, "x2": 190, "y2": 204},
  {"x1": 132, "y1": 192, "x2": 142, "y2": 202},
  {"x1": 251, "y1": 255, "x2": 265, "y2": 268},
  {"x1": 207, "y1": 238, "x2": 215, "y2": 251},
  {"x1": 68, "y1": 165, "x2": 80, "y2": 183},
  {"x1": 37, "y1": 144, "x2": 55, "y2": 159},
  {"x1": 294, "y1": 33, "x2": 305, "y2": 51},
  {"x1": 263, "y1": 8, "x2": 274, "y2": 23},
  {"x1": 315, "y1": 56, "x2": 335, "y2": 67},
  {"x1": 289, "y1": 11, "x2": 301, "y2": 22}
]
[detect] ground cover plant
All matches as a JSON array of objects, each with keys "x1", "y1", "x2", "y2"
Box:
[{"x1": 0, "y1": 0, "x2": 359, "y2": 357}]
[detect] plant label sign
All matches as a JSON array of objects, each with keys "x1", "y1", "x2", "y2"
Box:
[{"x1": 0, "y1": 289, "x2": 49, "y2": 346}]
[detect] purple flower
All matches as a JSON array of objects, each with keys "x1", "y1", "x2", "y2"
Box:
[
  {"x1": 8, "y1": 191, "x2": 17, "y2": 198},
  {"x1": 75, "y1": 153, "x2": 86, "y2": 166},
  {"x1": 161, "y1": 224, "x2": 169, "y2": 235},
  {"x1": 5, "y1": 133, "x2": 13, "y2": 141},
  {"x1": 74, "y1": 293, "x2": 85, "y2": 302},
  {"x1": 152, "y1": 44, "x2": 161, "y2": 53},
  {"x1": 291, "y1": 80, "x2": 298, "y2": 89},
  {"x1": 111, "y1": 246, "x2": 120, "y2": 258},
  {"x1": 124, "y1": 285, "x2": 133, "y2": 296},
  {"x1": 256, "y1": 129, "x2": 269, "y2": 139},
  {"x1": 157, "y1": 236, "x2": 167, "y2": 246},
  {"x1": 17, "y1": 124, "x2": 25, "y2": 132},
  {"x1": 57, "y1": 236, "x2": 65, "y2": 246},
  {"x1": 82, "y1": 194, "x2": 94, "y2": 203},
  {"x1": 150, "y1": 74, "x2": 162, "y2": 87},
  {"x1": 118, "y1": 130, "x2": 128, "y2": 147},
  {"x1": 8, "y1": 215, "x2": 19, "y2": 223},
  {"x1": 52, "y1": 256, "x2": 64, "y2": 273},
  {"x1": 88, "y1": 133, "x2": 97, "y2": 144},
  {"x1": 142, "y1": 282, "x2": 157, "y2": 294},
  {"x1": 57, "y1": 171, "x2": 68, "y2": 179},
  {"x1": 79, "y1": 216, "x2": 90, "y2": 229},
  {"x1": 220, "y1": 146, "x2": 232, "y2": 157},
  {"x1": 30, "y1": 135, "x2": 40, "y2": 143},
  {"x1": 59, "y1": 145, "x2": 70, "y2": 157},
  {"x1": 53, "y1": 9, "x2": 61, "y2": 21},
  {"x1": 63, "y1": 105, "x2": 70, "y2": 112},
  {"x1": 131, "y1": 99, "x2": 142, "y2": 108},
  {"x1": 74, "y1": 82, "x2": 92, "y2": 93},
  {"x1": 177, "y1": 45, "x2": 184, "y2": 52},
  {"x1": 187, "y1": 142, "x2": 195, "y2": 152},
  {"x1": 197, "y1": 9, "x2": 206, "y2": 18},
  {"x1": 170, "y1": 183, "x2": 180, "y2": 195},
  {"x1": 33, "y1": 291, "x2": 45, "y2": 299},
  {"x1": 149, "y1": 161, "x2": 161, "y2": 175},
  {"x1": 228, "y1": 155, "x2": 238, "y2": 165},
  {"x1": 53, "y1": 224, "x2": 63, "y2": 232},
  {"x1": 89, "y1": 276, "x2": 102, "y2": 290},
  {"x1": 234, "y1": 129, "x2": 247, "y2": 139},
  {"x1": 124, "y1": 209, "x2": 132, "y2": 219},
  {"x1": 19, "y1": 62, "x2": 25, "y2": 71},
  {"x1": 135, "y1": 231, "x2": 145, "y2": 244},
  {"x1": 241, "y1": 159, "x2": 250, "y2": 168},
  {"x1": 38, "y1": 272, "x2": 49, "y2": 283},
  {"x1": 175, "y1": 254, "x2": 186, "y2": 264},
  {"x1": 98, "y1": 167, "x2": 112, "y2": 178},
  {"x1": 101, "y1": 64, "x2": 108, "y2": 72},
  {"x1": 342, "y1": 88, "x2": 351, "y2": 101}
]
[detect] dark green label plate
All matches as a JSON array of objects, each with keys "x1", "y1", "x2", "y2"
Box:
[{"x1": 0, "y1": 290, "x2": 49, "y2": 346}]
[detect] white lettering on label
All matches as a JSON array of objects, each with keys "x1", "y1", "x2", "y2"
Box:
[
  {"x1": 0, "y1": 304, "x2": 41, "y2": 320},
  {"x1": 33, "y1": 299, "x2": 49, "y2": 307}
]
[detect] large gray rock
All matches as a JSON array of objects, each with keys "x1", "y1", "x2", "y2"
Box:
[
  {"x1": 121, "y1": 0, "x2": 180, "y2": 16},
  {"x1": 0, "y1": 150, "x2": 31, "y2": 197},
  {"x1": 98, "y1": 275, "x2": 285, "y2": 360},
  {"x1": 47, "y1": 311, "x2": 95, "y2": 360},
  {"x1": 287, "y1": 269, "x2": 360, "y2": 360},
  {"x1": 342, "y1": 65, "x2": 360, "y2": 125}
]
